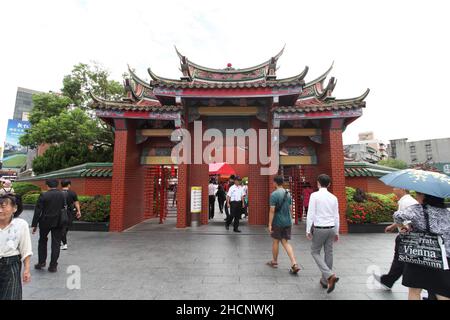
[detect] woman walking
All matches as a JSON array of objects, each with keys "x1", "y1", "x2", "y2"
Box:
[
  {"x1": 394, "y1": 193, "x2": 450, "y2": 300},
  {"x1": 0, "y1": 194, "x2": 32, "y2": 300}
]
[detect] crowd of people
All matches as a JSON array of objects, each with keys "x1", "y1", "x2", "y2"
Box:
[{"x1": 1, "y1": 171, "x2": 449, "y2": 300}]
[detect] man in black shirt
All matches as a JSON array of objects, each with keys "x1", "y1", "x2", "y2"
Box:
[
  {"x1": 60, "y1": 179, "x2": 81, "y2": 250},
  {"x1": 32, "y1": 179, "x2": 65, "y2": 272}
]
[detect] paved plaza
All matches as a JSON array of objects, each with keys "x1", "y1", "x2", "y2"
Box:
[{"x1": 20, "y1": 210, "x2": 409, "y2": 300}]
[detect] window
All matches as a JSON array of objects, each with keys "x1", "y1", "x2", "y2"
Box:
[{"x1": 410, "y1": 145, "x2": 416, "y2": 154}]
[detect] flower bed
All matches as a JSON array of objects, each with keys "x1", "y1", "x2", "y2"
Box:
[{"x1": 346, "y1": 187, "x2": 398, "y2": 232}]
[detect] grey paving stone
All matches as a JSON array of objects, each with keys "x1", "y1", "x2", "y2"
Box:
[{"x1": 18, "y1": 210, "x2": 408, "y2": 300}]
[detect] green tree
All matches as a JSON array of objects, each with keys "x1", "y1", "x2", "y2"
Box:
[
  {"x1": 61, "y1": 62, "x2": 124, "y2": 107},
  {"x1": 378, "y1": 159, "x2": 408, "y2": 169},
  {"x1": 20, "y1": 62, "x2": 121, "y2": 174},
  {"x1": 32, "y1": 143, "x2": 112, "y2": 175},
  {"x1": 20, "y1": 108, "x2": 113, "y2": 149},
  {"x1": 27, "y1": 93, "x2": 72, "y2": 126}
]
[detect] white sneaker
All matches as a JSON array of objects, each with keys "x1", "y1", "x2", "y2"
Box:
[
  {"x1": 372, "y1": 273, "x2": 391, "y2": 290},
  {"x1": 61, "y1": 244, "x2": 68, "y2": 250}
]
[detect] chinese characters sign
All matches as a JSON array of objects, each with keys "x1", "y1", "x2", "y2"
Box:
[{"x1": 2, "y1": 119, "x2": 30, "y2": 168}]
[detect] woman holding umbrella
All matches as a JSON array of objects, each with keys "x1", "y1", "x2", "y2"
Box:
[
  {"x1": 380, "y1": 169, "x2": 450, "y2": 300},
  {"x1": 393, "y1": 193, "x2": 450, "y2": 300}
]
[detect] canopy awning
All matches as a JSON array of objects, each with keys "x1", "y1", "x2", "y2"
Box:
[{"x1": 208, "y1": 162, "x2": 236, "y2": 175}]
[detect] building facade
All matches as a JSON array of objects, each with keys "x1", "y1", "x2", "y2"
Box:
[
  {"x1": 388, "y1": 137, "x2": 450, "y2": 166},
  {"x1": 90, "y1": 47, "x2": 369, "y2": 233},
  {"x1": 13, "y1": 87, "x2": 41, "y2": 121}
]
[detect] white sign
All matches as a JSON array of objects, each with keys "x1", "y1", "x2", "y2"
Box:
[{"x1": 190, "y1": 186, "x2": 202, "y2": 213}]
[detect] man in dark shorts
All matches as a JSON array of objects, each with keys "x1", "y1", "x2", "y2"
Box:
[
  {"x1": 60, "y1": 179, "x2": 81, "y2": 250},
  {"x1": 267, "y1": 176, "x2": 300, "y2": 274}
]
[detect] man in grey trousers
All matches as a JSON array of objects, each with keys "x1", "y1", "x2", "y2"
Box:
[{"x1": 306, "y1": 174, "x2": 340, "y2": 293}]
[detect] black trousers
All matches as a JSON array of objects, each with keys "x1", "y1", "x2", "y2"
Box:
[
  {"x1": 224, "y1": 201, "x2": 230, "y2": 219},
  {"x1": 380, "y1": 235, "x2": 404, "y2": 288},
  {"x1": 38, "y1": 227, "x2": 63, "y2": 267},
  {"x1": 226, "y1": 201, "x2": 242, "y2": 230},
  {"x1": 209, "y1": 195, "x2": 216, "y2": 219},
  {"x1": 61, "y1": 226, "x2": 69, "y2": 245},
  {"x1": 218, "y1": 198, "x2": 225, "y2": 213}
]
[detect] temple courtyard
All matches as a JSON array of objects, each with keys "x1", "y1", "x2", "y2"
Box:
[{"x1": 20, "y1": 210, "x2": 409, "y2": 300}]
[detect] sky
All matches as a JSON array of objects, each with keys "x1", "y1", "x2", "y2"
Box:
[{"x1": 1, "y1": 0, "x2": 449, "y2": 150}]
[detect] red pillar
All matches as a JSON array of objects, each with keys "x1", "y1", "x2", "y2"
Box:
[
  {"x1": 109, "y1": 119, "x2": 145, "y2": 232},
  {"x1": 317, "y1": 121, "x2": 348, "y2": 234},
  {"x1": 176, "y1": 164, "x2": 189, "y2": 228}
]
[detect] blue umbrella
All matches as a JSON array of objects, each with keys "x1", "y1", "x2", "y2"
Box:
[{"x1": 380, "y1": 169, "x2": 450, "y2": 198}]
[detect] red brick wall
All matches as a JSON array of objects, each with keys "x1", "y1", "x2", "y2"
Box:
[
  {"x1": 346, "y1": 177, "x2": 394, "y2": 195},
  {"x1": 189, "y1": 164, "x2": 209, "y2": 225},
  {"x1": 110, "y1": 120, "x2": 145, "y2": 232},
  {"x1": 248, "y1": 164, "x2": 270, "y2": 225},
  {"x1": 367, "y1": 178, "x2": 394, "y2": 194},
  {"x1": 26, "y1": 177, "x2": 111, "y2": 196},
  {"x1": 176, "y1": 164, "x2": 189, "y2": 228},
  {"x1": 143, "y1": 166, "x2": 156, "y2": 219},
  {"x1": 317, "y1": 124, "x2": 348, "y2": 233},
  {"x1": 85, "y1": 178, "x2": 111, "y2": 195}
]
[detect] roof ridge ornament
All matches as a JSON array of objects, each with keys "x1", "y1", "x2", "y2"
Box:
[{"x1": 304, "y1": 61, "x2": 334, "y2": 87}]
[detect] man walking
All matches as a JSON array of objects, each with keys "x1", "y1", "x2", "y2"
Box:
[
  {"x1": 60, "y1": 179, "x2": 81, "y2": 250},
  {"x1": 225, "y1": 176, "x2": 244, "y2": 232},
  {"x1": 267, "y1": 176, "x2": 300, "y2": 274},
  {"x1": 373, "y1": 188, "x2": 418, "y2": 289},
  {"x1": 223, "y1": 175, "x2": 235, "y2": 221},
  {"x1": 306, "y1": 174, "x2": 340, "y2": 293},
  {"x1": 208, "y1": 179, "x2": 217, "y2": 220},
  {"x1": 31, "y1": 179, "x2": 65, "y2": 272}
]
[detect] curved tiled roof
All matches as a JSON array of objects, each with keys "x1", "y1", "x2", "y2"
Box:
[
  {"x1": 344, "y1": 162, "x2": 398, "y2": 177},
  {"x1": 18, "y1": 163, "x2": 113, "y2": 181}
]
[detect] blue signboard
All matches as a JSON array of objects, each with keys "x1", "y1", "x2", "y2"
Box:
[{"x1": 2, "y1": 119, "x2": 31, "y2": 168}]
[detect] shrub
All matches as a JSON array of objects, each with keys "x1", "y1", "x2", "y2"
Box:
[
  {"x1": 20, "y1": 192, "x2": 111, "y2": 223},
  {"x1": 79, "y1": 195, "x2": 110, "y2": 222},
  {"x1": 11, "y1": 182, "x2": 41, "y2": 196},
  {"x1": 346, "y1": 191, "x2": 398, "y2": 224},
  {"x1": 22, "y1": 193, "x2": 41, "y2": 205},
  {"x1": 346, "y1": 187, "x2": 356, "y2": 203}
]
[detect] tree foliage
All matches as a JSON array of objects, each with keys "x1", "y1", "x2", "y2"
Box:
[
  {"x1": 27, "y1": 93, "x2": 72, "y2": 126},
  {"x1": 61, "y1": 62, "x2": 124, "y2": 107},
  {"x1": 21, "y1": 62, "x2": 120, "y2": 174},
  {"x1": 378, "y1": 158, "x2": 408, "y2": 169},
  {"x1": 32, "y1": 143, "x2": 112, "y2": 175}
]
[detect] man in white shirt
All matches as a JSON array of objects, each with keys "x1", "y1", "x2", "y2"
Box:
[
  {"x1": 208, "y1": 179, "x2": 217, "y2": 220},
  {"x1": 225, "y1": 176, "x2": 245, "y2": 232},
  {"x1": 374, "y1": 188, "x2": 419, "y2": 290},
  {"x1": 306, "y1": 174, "x2": 340, "y2": 293}
]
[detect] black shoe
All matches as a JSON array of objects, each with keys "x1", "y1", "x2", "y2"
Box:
[
  {"x1": 233, "y1": 229, "x2": 242, "y2": 233},
  {"x1": 34, "y1": 263, "x2": 46, "y2": 270},
  {"x1": 320, "y1": 280, "x2": 328, "y2": 289},
  {"x1": 48, "y1": 265, "x2": 58, "y2": 273}
]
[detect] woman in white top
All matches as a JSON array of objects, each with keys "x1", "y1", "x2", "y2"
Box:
[
  {"x1": 0, "y1": 180, "x2": 15, "y2": 195},
  {"x1": 0, "y1": 194, "x2": 32, "y2": 300}
]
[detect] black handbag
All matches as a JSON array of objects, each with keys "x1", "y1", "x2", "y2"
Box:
[{"x1": 398, "y1": 208, "x2": 449, "y2": 270}]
